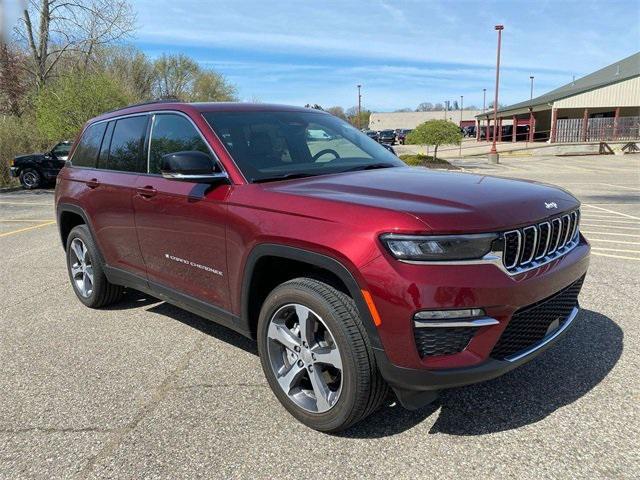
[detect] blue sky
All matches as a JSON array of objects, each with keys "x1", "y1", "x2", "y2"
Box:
[{"x1": 133, "y1": 0, "x2": 639, "y2": 111}]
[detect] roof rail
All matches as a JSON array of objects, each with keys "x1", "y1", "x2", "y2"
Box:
[{"x1": 103, "y1": 97, "x2": 182, "y2": 115}]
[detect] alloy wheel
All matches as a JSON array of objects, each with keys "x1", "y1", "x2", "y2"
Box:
[
  {"x1": 266, "y1": 303, "x2": 343, "y2": 413},
  {"x1": 69, "y1": 238, "x2": 94, "y2": 298},
  {"x1": 22, "y1": 171, "x2": 39, "y2": 188}
]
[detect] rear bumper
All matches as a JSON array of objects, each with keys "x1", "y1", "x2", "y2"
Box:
[{"x1": 376, "y1": 306, "x2": 580, "y2": 407}]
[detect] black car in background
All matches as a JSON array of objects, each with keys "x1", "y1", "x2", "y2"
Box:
[
  {"x1": 364, "y1": 130, "x2": 379, "y2": 142},
  {"x1": 378, "y1": 129, "x2": 396, "y2": 144},
  {"x1": 10, "y1": 141, "x2": 72, "y2": 189}
]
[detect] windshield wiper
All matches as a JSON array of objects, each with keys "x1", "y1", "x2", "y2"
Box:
[
  {"x1": 342, "y1": 163, "x2": 397, "y2": 173},
  {"x1": 253, "y1": 172, "x2": 319, "y2": 183}
]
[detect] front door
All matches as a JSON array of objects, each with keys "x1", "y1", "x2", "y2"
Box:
[{"x1": 132, "y1": 113, "x2": 231, "y2": 310}]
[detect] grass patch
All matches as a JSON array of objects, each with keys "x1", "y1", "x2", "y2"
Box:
[{"x1": 399, "y1": 154, "x2": 459, "y2": 170}]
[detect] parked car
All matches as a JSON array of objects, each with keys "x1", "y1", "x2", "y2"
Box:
[
  {"x1": 396, "y1": 128, "x2": 412, "y2": 144},
  {"x1": 56, "y1": 101, "x2": 589, "y2": 432},
  {"x1": 364, "y1": 130, "x2": 379, "y2": 141},
  {"x1": 377, "y1": 129, "x2": 396, "y2": 144},
  {"x1": 10, "y1": 141, "x2": 72, "y2": 189},
  {"x1": 463, "y1": 125, "x2": 476, "y2": 137}
]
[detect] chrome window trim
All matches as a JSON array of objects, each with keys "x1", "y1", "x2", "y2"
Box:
[
  {"x1": 505, "y1": 307, "x2": 580, "y2": 362},
  {"x1": 535, "y1": 221, "x2": 552, "y2": 260},
  {"x1": 414, "y1": 317, "x2": 499, "y2": 328},
  {"x1": 70, "y1": 110, "x2": 229, "y2": 179},
  {"x1": 503, "y1": 230, "x2": 521, "y2": 270},
  {"x1": 521, "y1": 225, "x2": 538, "y2": 265}
]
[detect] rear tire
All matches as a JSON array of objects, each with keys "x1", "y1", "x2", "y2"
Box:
[
  {"x1": 257, "y1": 277, "x2": 389, "y2": 432},
  {"x1": 66, "y1": 224, "x2": 123, "y2": 308},
  {"x1": 20, "y1": 168, "x2": 42, "y2": 189}
]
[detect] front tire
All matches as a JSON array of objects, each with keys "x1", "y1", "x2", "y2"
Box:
[
  {"x1": 20, "y1": 168, "x2": 42, "y2": 189},
  {"x1": 65, "y1": 225, "x2": 123, "y2": 308},
  {"x1": 257, "y1": 278, "x2": 388, "y2": 432}
]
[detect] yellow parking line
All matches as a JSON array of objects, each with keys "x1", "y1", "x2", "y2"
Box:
[
  {"x1": 591, "y1": 247, "x2": 640, "y2": 254},
  {"x1": 591, "y1": 252, "x2": 640, "y2": 261},
  {"x1": 0, "y1": 221, "x2": 56, "y2": 238},
  {"x1": 582, "y1": 204, "x2": 640, "y2": 220}
]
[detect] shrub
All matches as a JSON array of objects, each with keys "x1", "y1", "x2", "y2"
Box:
[
  {"x1": 405, "y1": 119, "x2": 462, "y2": 160},
  {"x1": 399, "y1": 154, "x2": 458, "y2": 170}
]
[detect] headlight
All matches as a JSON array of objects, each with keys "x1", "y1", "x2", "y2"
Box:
[{"x1": 380, "y1": 233, "x2": 497, "y2": 261}]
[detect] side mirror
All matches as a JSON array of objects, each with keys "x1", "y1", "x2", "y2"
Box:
[{"x1": 160, "y1": 151, "x2": 228, "y2": 183}]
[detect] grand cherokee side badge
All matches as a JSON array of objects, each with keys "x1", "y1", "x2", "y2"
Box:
[{"x1": 545, "y1": 202, "x2": 558, "y2": 209}]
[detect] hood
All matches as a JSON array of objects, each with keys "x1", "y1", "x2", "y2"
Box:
[
  {"x1": 263, "y1": 167, "x2": 579, "y2": 233},
  {"x1": 14, "y1": 153, "x2": 42, "y2": 161}
]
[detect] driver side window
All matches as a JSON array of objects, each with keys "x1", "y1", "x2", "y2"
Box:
[
  {"x1": 148, "y1": 114, "x2": 212, "y2": 174},
  {"x1": 305, "y1": 122, "x2": 374, "y2": 162}
]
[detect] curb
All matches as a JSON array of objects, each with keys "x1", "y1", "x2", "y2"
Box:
[{"x1": 0, "y1": 186, "x2": 22, "y2": 193}]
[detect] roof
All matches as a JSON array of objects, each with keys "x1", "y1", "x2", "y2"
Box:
[
  {"x1": 478, "y1": 52, "x2": 640, "y2": 118},
  {"x1": 91, "y1": 102, "x2": 325, "y2": 123}
]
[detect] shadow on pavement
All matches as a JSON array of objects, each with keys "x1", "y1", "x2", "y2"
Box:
[
  {"x1": 343, "y1": 309, "x2": 622, "y2": 438},
  {"x1": 121, "y1": 297, "x2": 622, "y2": 438}
]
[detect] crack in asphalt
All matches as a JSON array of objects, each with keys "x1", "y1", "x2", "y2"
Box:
[{"x1": 75, "y1": 335, "x2": 206, "y2": 479}]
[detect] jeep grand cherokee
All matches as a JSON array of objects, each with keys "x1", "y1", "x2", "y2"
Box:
[{"x1": 55, "y1": 101, "x2": 590, "y2": 432}]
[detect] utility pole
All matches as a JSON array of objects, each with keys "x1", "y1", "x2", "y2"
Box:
[
  {"x1": 530, "y1": 76, "x2": 534, "y2": 100},
  {"x1": 483, "y1": 88, "x2": 486, "y2": 112},
  {"x1": 357, "y1": 84, "x2": 362, "y2": 129},
  {"x1": 489, "y1": 24, "x2": 504, "y2": 164}
]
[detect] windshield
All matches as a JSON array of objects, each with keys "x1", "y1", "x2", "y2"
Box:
[
  {"x1": 203, "y1": 111, "x2": 405, "y2": 182},
  {"x1": 52, "y1": 143, "x2": 71, "y2": 156}
]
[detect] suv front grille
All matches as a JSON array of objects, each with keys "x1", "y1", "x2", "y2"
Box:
[
  {"x1": 414, "y1": 327, "x2": 476, "y2": 357},
  {"x1": 502, "y1": 210, "x2": 580, "y2": 273},
  {"x1": 491, "y1": 275, "x2": 585, "y2": 360}
]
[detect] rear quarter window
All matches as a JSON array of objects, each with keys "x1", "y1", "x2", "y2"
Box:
[{"x1": 71, "y1": 123, "x2": 107, "y2": 168}]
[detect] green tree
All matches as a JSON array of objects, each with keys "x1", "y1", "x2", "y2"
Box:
[
  {"x1": 326, "y1": 106, "x2": 346, "y2": 120},
  {"x1": 405, "y1": 119, "x2": 462, "y2": 161},
  {"x1": 346, "y1": 106, "x2": 371, "y2": 129},
  {"x1": 190, "y1": 70, "x2": 237, "y2": 102},
  {"x1": 35, "y1": 72, "x2": 129, "y2": 141}
]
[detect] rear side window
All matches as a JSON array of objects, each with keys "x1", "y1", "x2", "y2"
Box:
[
  {"x1": 105, "y1": 116, "x2": 148, "y2": 172},
  {"x1": 71, "y1": 123, "x2": 107, "y2": 168},
  {"x1": 148, "y1": 114, "x2": 211, "y2": 174}
]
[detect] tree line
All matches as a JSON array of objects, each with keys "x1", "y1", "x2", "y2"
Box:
[{"x1": 0, "y1": 0, "x2": 237, "y2": 185}]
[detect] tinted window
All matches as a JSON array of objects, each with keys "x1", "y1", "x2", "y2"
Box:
[
  {"x1": 203, "y1": 111, "x2": 403, "y2": 182},
  {"x1": 52, "y1": 143, "x2": 72, "y2": 157},
  {"x1": 106, "y1": 116, "x2": 148, "y2": 172},
  {"x1": 97, "y1": 121, "x2": 114, "y2": 168},
  {"x1": 148, "y1": 114, "x2": 211, "y2": 174},
  {"x1": 71, "y1": 123, "x2": 106, "y2": 168}
]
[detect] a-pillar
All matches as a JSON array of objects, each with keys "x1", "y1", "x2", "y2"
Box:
[
  {"x1": 581, "y1": 108, "x2": 589, "y2": 142},
  {"x1": 550, "y1": 108, "x2": 558, "y2": 143},
  {"x1": 512, "y1": 115, "x2": 517, "y2": 142}
]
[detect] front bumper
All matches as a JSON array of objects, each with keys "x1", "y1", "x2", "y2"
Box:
[
  {"x1": 9, "y1": 167, "x2": 19, "y2": 178},
  {"x1": 375, "y1": 306, "x2": 579, "y2": 398}
]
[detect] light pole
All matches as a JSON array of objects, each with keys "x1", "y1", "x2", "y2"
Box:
[
  {"x1": 357, "y1": 84, "x2": 362, "y2": 129},
  {"x1": 529, "y1": 76, "x2": 534, "y2": 100},
  {"x1": 459, "y1": 95, "x2": 464, "y2": 157},
  {"x1": 489, "y1": 24, "x2": 504, "y2": 163},
  {"x1": 482, "y1": 88, "x2": 486, "y2": 112}
]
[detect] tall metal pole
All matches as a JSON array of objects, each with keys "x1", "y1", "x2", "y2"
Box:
[
  {"x1": 530, "y1": 76, "x2": 534, "y2": 100},
  {"x1": 482, "y1": 88, "x2": 486, "y2": 112},
  {"x1": 459, "y1": 95, "x2": 464, "y2": 157},
  {"x1": 490, "y1": 25, "x2": 504, "y2": 157},
  {"x1": 357, "y1": 84, "x2": 362, "y2": 129}
]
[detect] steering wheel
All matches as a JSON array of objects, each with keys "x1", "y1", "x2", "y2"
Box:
[{"x1": 312, "y1": 149, "x2": 341, "y2": 161}]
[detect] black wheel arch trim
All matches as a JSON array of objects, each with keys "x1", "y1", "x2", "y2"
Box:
[
  {"x1": 56, "y1": 203, "x2": 104, "y2": 263},
  {"x1": 240, "y1": 243, "x2": 384, "y2": 350}
]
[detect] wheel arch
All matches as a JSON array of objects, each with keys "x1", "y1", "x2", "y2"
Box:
[
  {"x1": 56, "y1": 203, "x2": 105, "y2": 264},
  {"x1": 240, "y1": 244, "x2": 383, "y2": 349}
]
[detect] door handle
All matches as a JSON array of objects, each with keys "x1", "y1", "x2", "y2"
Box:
[
  {"x1": 136, "y1": 186, "x2": 157, "y2": 198},
  {"x1": 86, "y1": 178, "x2": 100, "y2": 189}
]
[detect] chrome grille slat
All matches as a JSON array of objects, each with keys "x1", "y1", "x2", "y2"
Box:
[{"x1": 501, "y1": 209, "x2": 580, "y2": 274}]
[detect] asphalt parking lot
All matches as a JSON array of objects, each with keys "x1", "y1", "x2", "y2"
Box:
[{"x1": 1, "y1": 154, "x2": 638, "y2": 479}]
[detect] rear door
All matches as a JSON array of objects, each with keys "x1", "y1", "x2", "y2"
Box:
[
  {"x1": 79, "y1": 115, "x2": 149, "y2": 277},
  {"x1": 132, "y1": 112, "x2": 231, "y2": 309}
]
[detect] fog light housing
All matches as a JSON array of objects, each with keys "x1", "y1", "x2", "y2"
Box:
[{"x1": 414, "y1": 308, "x2": 485, "y2": 320}]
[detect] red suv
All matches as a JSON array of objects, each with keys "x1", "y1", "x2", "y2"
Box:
[{"x1": 55, "y1": 101, "x2": 590, "y2": 432}]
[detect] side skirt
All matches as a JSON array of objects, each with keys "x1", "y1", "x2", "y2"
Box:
[{"x1": 103, "y1": 265, "x2": 250, "y2": 339}]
